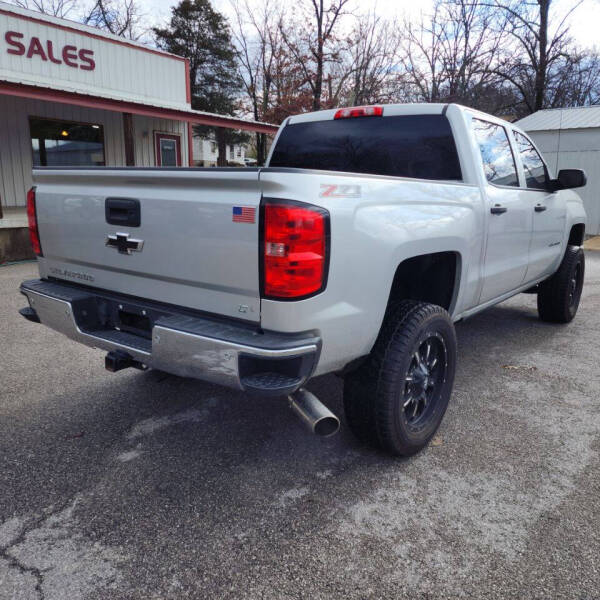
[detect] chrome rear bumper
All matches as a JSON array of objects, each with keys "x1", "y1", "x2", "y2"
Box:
[{"x1": 20, "y1": 279, "x2": 320, "y2": 395}]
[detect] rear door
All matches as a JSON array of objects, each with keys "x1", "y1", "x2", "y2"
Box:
[
  {"x1": 471, "y1": 118, "x2": 533, "y2": 303},
  {"x1": 34, "y1": 168, "x2": 262, "y2": 322},
  {"x1": 512, "y1": 131, "x2": 566, "y2": 282}
]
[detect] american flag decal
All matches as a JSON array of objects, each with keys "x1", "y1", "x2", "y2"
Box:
[{"x1": 232, "y1": 206, "x2": 256, "y2": 223}]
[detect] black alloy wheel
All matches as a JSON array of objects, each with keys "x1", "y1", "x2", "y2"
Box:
[{"x1": 344, "y1": 300, "x2": 457, "y2": 456}]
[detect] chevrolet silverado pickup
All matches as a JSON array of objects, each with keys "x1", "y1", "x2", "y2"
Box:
[{"x1": 19, "y1": 103, "x2": 587, "y2": 456}]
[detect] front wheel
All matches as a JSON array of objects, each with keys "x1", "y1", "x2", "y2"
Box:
[
  {"x1": 537, "y1": 245, "x2": 585, "y2": 323},
  {"x1": 344, "y1": 301, "x2": 457, "y2": 456}
]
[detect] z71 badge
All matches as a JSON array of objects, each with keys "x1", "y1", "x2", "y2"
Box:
[{"x1": 319, "y1": 184, "x2": 361, "y2": 198}]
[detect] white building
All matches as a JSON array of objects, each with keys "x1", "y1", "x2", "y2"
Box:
[
  {"x1": 517, "y1": 105, "x2": 600, "y2": 235},
  {"x1": 191, "y1": 136, "x2": 248, "y2": 167},
  {"x1": 0, "y1": 2, "x2": 277, "y2": 261}
]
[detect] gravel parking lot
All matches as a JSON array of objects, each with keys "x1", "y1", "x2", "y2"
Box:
[{"x1": 1, "y1": 258, "x2": 600, "y2": 600}]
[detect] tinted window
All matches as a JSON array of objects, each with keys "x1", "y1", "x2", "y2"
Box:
[
  {"x1": 269, "y1": 114, "x2": 462, "y2": 181},
  {"x1": 30, "y1": 118, "x2": 105, "y2": 167},
  {"x1": 472, "y1": 119, "x2": 518, "y2": 187},
  {"x1": 514, "y1": 131, "x2": 549, "y2": 190}
]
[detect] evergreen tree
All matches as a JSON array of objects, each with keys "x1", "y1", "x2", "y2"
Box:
[{"x1": 154, "y1": 0, "x2": 247, "y2": 165}]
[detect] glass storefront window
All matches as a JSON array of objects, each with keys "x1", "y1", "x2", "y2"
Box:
[{"x1": 30, "y1": 118, "x2": 105, "y2": 167}]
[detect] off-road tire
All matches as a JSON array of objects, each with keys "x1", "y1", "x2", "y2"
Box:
[
  {"x1": 537, "y1": 245, "x2": 585, "y2": 323},
  {"x1": 344, "y1": 300, "x2": 457, "y2": 456}
]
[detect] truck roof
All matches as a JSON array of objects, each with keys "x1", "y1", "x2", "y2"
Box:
[
  {"x1": 286, "y1": 103, "x2": 449, "y2": 125},
  {"x1": 286, "y1": 103, "x2": 520, "y2": 134}
]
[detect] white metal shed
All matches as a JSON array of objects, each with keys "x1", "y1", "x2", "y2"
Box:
[{"x1": 517, "y1": 106, "x2": 600, "y2": 235}]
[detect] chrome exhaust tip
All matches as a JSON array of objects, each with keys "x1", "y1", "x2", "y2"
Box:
[{"x1": 288, "y1": 388, "x2": 340, "y2": 437}]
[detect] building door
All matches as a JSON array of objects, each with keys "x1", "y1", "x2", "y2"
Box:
[
  {"x1": 471, "y1": 118, "x2": 533, "y2": 304},
  {"x1": 154, "y1": 133, "x2": 181, "y2": 167}
]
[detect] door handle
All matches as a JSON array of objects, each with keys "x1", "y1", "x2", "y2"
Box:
[
  {"x1": 534, "y1": 204, "x2": 547, "y2": 212},
  {"x1": 105, "y1": 197, "x2": 141, "y2": 227},
  {"x1": 490, "y1": 205, "x2": 508, "y2": 215}
]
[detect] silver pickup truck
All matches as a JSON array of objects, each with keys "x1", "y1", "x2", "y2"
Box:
[{"x1": 20, "y1": 103, "x2": 587, "y2": 456}]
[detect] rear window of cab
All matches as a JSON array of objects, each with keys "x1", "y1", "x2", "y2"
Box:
[{"x1": 269, "y1": 114, "x2": 462, "y2": 181}]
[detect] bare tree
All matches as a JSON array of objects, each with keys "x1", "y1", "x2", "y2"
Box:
[
  {"x1": 230, "y1": 0, "x2": 283, "y2": 163},
  {"x1": 546, "y1": 49, "x2": 600, "y2": 108},
  {"x1": 335, "y1": 13, "x2": 401, "y2": 106},
  {"x1": 441, "y1": 0, "x2": 507, "y2": 106},
  {"x1": 280, "y1": 0, "x2": 352, "y2": 111},
  {"x1": 12, "y1": 0, "x2": 77, "y2": 18},
  {"x1": 398, "y1": 0, "x2": 508, "y2": 112},
  {"x1": 490, "y1": 0, "x2": 584, "y2": 115},
  {"x1": 84, "y1": 0, "x2": 145, "y2": 40},
  {"x1": 398, "y1": 3, "x2": 446, "y2": 103}
]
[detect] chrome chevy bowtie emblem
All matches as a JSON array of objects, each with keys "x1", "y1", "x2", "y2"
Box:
[{"x1": 105, "y1": 232, "x2": 144, "y2": 255}]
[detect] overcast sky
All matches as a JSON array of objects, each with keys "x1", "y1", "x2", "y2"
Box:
[{"x1": 136, "y1": 0, "x2": 599, "y2": 51}]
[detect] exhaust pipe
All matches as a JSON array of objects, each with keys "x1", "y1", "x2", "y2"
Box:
[{"x1": 288, "y1": 388, "x2": 340, "y2": 437}]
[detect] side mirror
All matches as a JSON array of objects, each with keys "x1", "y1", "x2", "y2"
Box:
[{"x1": 550, "y1": 169, "x2": 587, "y2": 191}]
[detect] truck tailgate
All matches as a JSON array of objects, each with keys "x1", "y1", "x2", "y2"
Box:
[{"x1": 33, "y1": 168, "x2": 262, "y2": 322}]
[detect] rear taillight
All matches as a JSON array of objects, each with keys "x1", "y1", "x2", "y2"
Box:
[
  {"x1": 262, "y1": 200, "x2": 329, "y2": 299},
  {"x1": 26, "y1": 186, "x2": 42, "y2": 256},
  {"x1": 334, "y1": 105, "x2": 383, "y2": 119}
]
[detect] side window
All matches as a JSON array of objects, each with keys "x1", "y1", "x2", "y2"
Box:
[
  {"x1": 514, "y1": 131, "x2": 549, "y2": 190},
  {"x1": 472, "y1": 118, "x2": 519, "y2": 187}
]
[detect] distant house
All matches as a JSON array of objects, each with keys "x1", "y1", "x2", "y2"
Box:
[
  {"x1": 517, "y1": 106, "x2": 600, "y2": 235},
  {"x1": 192, "y1": 136, "x2": 248, "y2": 167}
]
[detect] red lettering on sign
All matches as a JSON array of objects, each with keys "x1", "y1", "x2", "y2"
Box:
[
  {"x1": 4, "y1": 31, "x2": 95, "y2": 71},
  {"x1": 61, "y1": 44, "x2": 77, "y2": 67},
  {"x1": 78, "y1": 48, "x2": 95, "y2": 71},
  {"x1": 5, "y1": 31, "x2": 25, "y2": 55},
  {"x1": 46, "y1": 40, "x2": 62, "y2": 64},
  {"x1": 26, "y1": 37, "x2": 47, "y2": 61}
]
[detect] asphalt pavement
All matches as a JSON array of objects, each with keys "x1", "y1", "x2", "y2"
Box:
[{"x1": 1, "y1": 257, "x2": 599, "y2": 600}]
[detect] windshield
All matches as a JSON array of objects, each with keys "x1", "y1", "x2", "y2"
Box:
[{"x1": 269, "y1": 114, "x2": 462, "y2": 181}]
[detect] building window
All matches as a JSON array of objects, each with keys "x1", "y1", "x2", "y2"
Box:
[
  {"x1": 236, "y1": 146, "x2": 242, "y2": 157},
  {"x1": 30, "y1": 117, "x2": 105, "y2": 166}
]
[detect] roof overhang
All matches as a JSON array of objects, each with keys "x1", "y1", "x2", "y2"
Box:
[{"x1": 0, "y1": 80, "x2": 280, "y2": 135}]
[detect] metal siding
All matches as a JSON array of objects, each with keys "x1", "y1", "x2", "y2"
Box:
[
  {"x1": 527, "y1": 130, "x2": 559, "y2": 154},
  {"x1": 0, "y1": 9, "x2": 188, "y2": 109},
  {"x1": 561, "y1": 108, "x2": 600, "y2": 130},
  {"x1": 554, "y1": 128, "x2": 600, "y2": 153},
  {"x1": 15, "y1": 97, "x2": 33, "y2": 204},
  {"x1": 556, "y1": 150, "x2": 600, "y2": 235},
  {"x1": 526, "y1": 127, "x2": 600, "y2": 235},
  {"x1": 0, "y1": 111, "x2": 4, "y2": 208},
  {"x1": 132, "y1": 114, "x2": 188, "y2": 167},
  {"x1": 0, "y1": 96, "x2": 9, "y2": 205},
  {"x1": 516, "y1": 110, "x2": 563, "y2": 131},
  {"x1": 6, "y1": 95, "x2": 27, "y2": 207},
  {"x1": 518, "y1": 106, "x2": 600, "y2": 132},
  {"x1": 542, "y1": 151, "x2": 560, "y2": 175}
]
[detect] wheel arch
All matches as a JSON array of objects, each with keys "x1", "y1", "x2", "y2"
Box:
[
  {"x1": 385, "y1": 251, "x2": 462, "y2": 317},
  {"x1": 568, "y1": 223, "x2": 585, "y2": 247}
]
